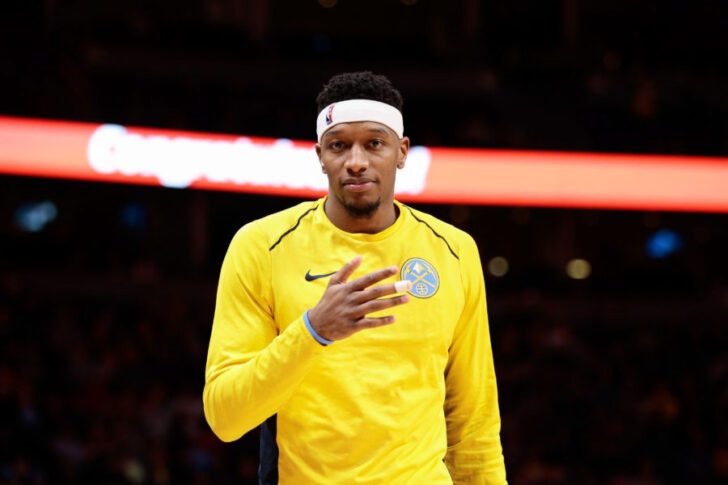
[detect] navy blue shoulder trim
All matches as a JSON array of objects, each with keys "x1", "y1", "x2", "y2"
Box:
[
  {"x1": 269, "y1": 205, "x2": 318, "y2": 251},
  {"x1": 405, "y1": 206, "x2": 459, "y2": 260}
]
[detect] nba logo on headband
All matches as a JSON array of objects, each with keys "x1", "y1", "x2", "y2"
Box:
[{"x1": 325, "y1": 105, "x2": 335, "y2": 125}]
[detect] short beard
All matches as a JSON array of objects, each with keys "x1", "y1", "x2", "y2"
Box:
[{"x1": 343, "y1": 197, "x2": 381, "y2": 219}]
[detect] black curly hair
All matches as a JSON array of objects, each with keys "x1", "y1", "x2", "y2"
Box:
[{"x1": 316, "y1": 71, "x2": 403, "y2": 112}]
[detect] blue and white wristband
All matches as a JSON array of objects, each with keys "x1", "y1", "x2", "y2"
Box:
[{"x1": 303, "y1": 310, "x2": 334, "y2": 346}]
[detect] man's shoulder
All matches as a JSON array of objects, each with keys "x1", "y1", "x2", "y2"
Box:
[
  {"x1": 400, "y1": 202, "x2": 476, "y2": 253},
  {"x1": 231, "y1": 199, "x2": 321, "y2": 250},
  {"x1": 253, "y1": 200, "x2": 320, "y2": 234}
]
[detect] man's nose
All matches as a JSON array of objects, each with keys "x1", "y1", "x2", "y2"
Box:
[{"x1": 344, "y1": 144, "x2": 369, "y2": 172}]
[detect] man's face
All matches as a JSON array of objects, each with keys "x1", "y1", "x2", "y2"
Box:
[{"x1": 316, "y1": 121, "x2": 409, "y2": 219}]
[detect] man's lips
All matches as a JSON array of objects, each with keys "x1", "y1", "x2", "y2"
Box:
[{"x1": 343, "y1": 179, "x2": 375, "y2": 192}]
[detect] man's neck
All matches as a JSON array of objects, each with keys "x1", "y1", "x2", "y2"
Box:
[{"x1": 324, "y1": 197, "x2": 399, "y2": 234}]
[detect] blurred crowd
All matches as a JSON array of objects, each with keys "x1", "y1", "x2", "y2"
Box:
[
  {"x1": 2, "y1": 266, "x2": 728, "y2": 484},
  {"x1": 1, "y1": 184, "x2": 727, "y2": 484},
  {"x1": 495, "y1": 302, "x2": 728, "y2": 484},
  {"x1": 1, "y1": 1, "x2": 727, "y2": 156},
  {"x1": 0, "y1": 278, "x2": 261, "y2": 485}
]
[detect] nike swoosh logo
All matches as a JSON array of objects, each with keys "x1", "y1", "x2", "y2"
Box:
[{"x1": 305, "y1": 270, "x2": 336, "y2": 281}]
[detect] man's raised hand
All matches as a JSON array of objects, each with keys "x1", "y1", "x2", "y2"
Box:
[{"x1": 307, "y1": 256, "x2": 412, "y2": 342}]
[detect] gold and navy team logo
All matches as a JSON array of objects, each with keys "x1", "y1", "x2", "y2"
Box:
[{"x1": 401, "y1": 258, "x2": 439, "y2": 298}]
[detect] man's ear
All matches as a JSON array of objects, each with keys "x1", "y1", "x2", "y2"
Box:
[
  {"x1": 315, "y1": 143, "x2": 326, "y2": 173},
  {"x1": 397, "y1": 137, "x2": 410, "y2": 169}
]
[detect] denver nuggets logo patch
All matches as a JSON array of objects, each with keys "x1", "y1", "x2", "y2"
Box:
[{"x1": 401, "y1": 258, "x2": 439, "y2": 299}]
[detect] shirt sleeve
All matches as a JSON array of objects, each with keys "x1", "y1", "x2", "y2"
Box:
[
  {"x1": 444, "y1": 234, "x2": 508, "y2": 484},
  {"x1": 203, "y1": 222, "x2": 327, "y2": 442}
]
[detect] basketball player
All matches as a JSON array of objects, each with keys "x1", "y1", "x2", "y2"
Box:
[{"x1": 203, "y1": 71, "x2": 507, "y2": 484}]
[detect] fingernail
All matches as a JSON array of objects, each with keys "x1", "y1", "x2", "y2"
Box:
[{"x1": 394, "y1": 280, "x2": 412, "y2": 293}]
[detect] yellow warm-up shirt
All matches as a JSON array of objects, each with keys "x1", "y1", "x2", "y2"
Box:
[{"x1": 203, "y1": 198, "x2": 507, "y2": 485}]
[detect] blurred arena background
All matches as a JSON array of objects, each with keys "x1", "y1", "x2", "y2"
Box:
[{"x1": 1, "y1": 1, "x2": 728, "y2": 484}]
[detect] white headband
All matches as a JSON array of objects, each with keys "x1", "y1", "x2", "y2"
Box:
[{"x1": 316, "y1": 99, "x2": 404, "y2": 142}]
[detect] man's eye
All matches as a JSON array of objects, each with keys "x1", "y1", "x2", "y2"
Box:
[
  {"x1": 329, "y1": 141, "x2": 343, "y2": 150},
  {"x1": 370, "y1": 139, "x2": 383, "y2": 148}
]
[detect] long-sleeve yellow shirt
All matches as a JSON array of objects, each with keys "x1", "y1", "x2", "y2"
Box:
[{"x1": 203, "y1": 198, "x2": 507, "y2": 484}]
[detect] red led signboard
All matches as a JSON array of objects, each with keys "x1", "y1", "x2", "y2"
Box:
[{"x1": 1, "y1": 116, "x2": 727, "y2": 213}]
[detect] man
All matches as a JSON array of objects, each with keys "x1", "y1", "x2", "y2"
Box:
[{"x1": 203, "y1": 71, "x2": 507, "y2": 484}]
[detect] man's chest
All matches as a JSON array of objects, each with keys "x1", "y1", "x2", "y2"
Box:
[{"x1": 268, "y1": 234, "x2": 464, "y2": 351}]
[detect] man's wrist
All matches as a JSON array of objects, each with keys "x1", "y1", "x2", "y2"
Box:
[{"x1": 303, "y1": 310, "x2": 334, "y2": 346}]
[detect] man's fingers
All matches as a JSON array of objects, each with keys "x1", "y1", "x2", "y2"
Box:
[
  {"x1": 355, "y1": 315, "x2": 397, "y2": 330},
  {"x1": 351, "y1": 280, "x2": 412, "y2": 303},
  {"x1": 356, "y1": 294, "x2": 410, "y2": 316},
  {"x1": 349, "y1": 265, "x2": 399, "y2": 291},
  {"x1": 393, "y1": 280, "x2": 413, "y2": 294},
  {"x1": 329, "y1": 255, "x2": 362, "y2": 285}
]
